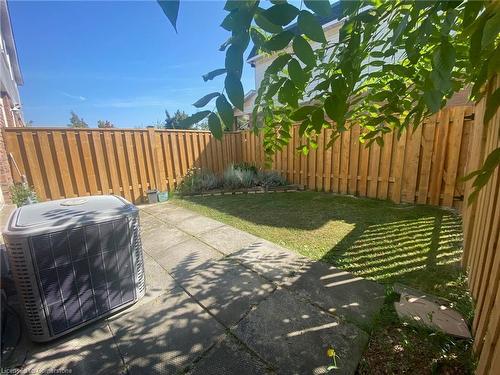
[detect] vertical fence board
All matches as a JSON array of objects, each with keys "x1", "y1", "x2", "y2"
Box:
[
  {"x1": 367, "y1": 143, "x2": 380, "y2": 198},
  {"x1": 378, "y1": 132, "x2": 393, "y2": 200},
  {"x1": 37, "y1": 131, "x2": 61, "y2": 200},
  {"x1": 443, "y1": 107, "x2": 466, "y2": 206},
  {"x1": 348, "y1": 125, "x2": 360, "y2": 195},
  {"x1": 51, "y1": 132, "x2": 75, "y2": 198},
  {"x1": 103, "y1": 131, "x2": 121, "y2": 196},
  {"x1": 340, "y1": 130, "x2": 350, "y2": 194},
  {"x1": 66, "y1": 132, "x2": 86, "y2": 197},
  {"x1": 114, "y1": 132, "x2": 132, "y2": 201},
  {"x1": 79, "y1": 132, "x2": 98, "y2": 196},
  {"x1": 417, "y1": 118, "x2": 437, "y2": 204},
  {"x1": 358, "y1": 142, "x2": 369, "y2": 197}
]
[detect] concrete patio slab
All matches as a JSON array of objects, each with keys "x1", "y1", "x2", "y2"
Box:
[
  {"x1": 144, "y1": 204, "x2": 198, "y2": 224},
  {"x1": 229, "y1": 240, "x2": 311, "y2": 285},
  {"x1": 198, "y1": 225, "x2": 261, "y2": 255},
  {"x1": 107, "y1": 288, "x2": 225, "y2": 375},
  {"x1": 141, "y1": 225, "x2": 192, "y2": 259},
  {"x1": 134, "y1": 253, "x2": 177, "y2": 308},
  {"x1": 180, "y1": 259, "x2": 275, "y2": 326},
  {"x1": 288, "y1": 261, "x2": 385, "y2": 327},
  {"x1": 175, "y1": 214, "x2": 226, "y2": 236},
  {"x1": 140, "y1": 202, "x2": 181, "y2": 215},
  {"x1": 188, "y1": 335, "x2": 271, "y2": 375},
  {"x1": 233, "y1": 289, "x2": 369, "y2": 375},
  {"x1": 154, "y1": 238, "x2": 223, "y2": 281},
  {"x1": 22, "y1": 322, "x2": 126, "y2": 375}
]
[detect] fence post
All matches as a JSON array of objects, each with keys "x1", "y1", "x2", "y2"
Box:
[{"x1": 147, "y1": 127, "x2": 162, "y2": 191}]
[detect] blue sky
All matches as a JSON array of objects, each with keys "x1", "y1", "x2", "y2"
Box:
[{"x1": 10, "y1": 1, "x2": 256, "y2": 127}]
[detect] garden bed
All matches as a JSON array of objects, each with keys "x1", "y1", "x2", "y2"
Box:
[{"x1": 179, "y1": 184, "x2": 305, "y2": 197}]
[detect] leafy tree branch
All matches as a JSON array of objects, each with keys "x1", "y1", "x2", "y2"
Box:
[{"x1": 158, "y1": 0, "x2": 499, "y2": 201}]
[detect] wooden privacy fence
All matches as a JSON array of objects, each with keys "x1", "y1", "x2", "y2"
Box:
[
  {"x1": 4, "y1": 105, "x2": 474, "y2": 209},
  {"x1": 243, "y1": 105, "x2": 474, "y2": 209},
  {"x1": 3, "y1": 127, "x2": 244, "y2": 204},
  {"x1": 461, "y1": 76, "x2": 500, "y2": 375}
]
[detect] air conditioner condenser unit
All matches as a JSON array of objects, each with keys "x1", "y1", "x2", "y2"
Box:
[{"x1": 2, "y1": 195, "x2": 145, "y2": 342}]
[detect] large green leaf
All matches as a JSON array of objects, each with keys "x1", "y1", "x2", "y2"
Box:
[
  {"x1": 482, "y1": 10, "x2": 500, "y2": 48},
  {"x1": 267, "y1": 77, "x2": 286, "y2": 97},
  {"x1": 263, "y1": 3, "x2": 299, "y2": 26},
  {"x1": 434, "y1": 40, "x2": 456, "y2": 73},
  {"x1": 216, "y1": 94, "x2": 234, "y2": 129},
  {"x1": 470, "y1": 15, "x2": 487, "y2": 66},
  {"x1": 466, "y1": 147, "x2": 500, "y2": 204},
  {"x1": 484, "y1": 87, "x2": 500, "y2": 124},
  {"x1": 264, "y1": 31, "x2": 294, "y2": 51},
  {"x1": 157, "y1": 0, "x2": 180, "y2": 31},
  {"x1": 266, "y1": 54, "x2": 291, "y2": 75},
  {"x1": 292, "y1": 36, "x2": 315, "y2": 67},
  {"x1": 324, "y1": 94, "x2": 347, "y2": 128},
  {"x1": 221, "y1": 11, "x2": 235, "y2": 31},
  {"x1": 290, "y1": 105, "x2": 316, "y2": 121},
  {"x1": 179, "y1": 111, "x2": 211, "y2": 128},
  {"x1": 208, "y1": 112, "x2": 223, "y2": 139},
  {"x1": 225, "y1": 44, "x2": 244, "y2": 78},
  {"x1": 225, "y1": 73, "x2": 244, "y2": 110},
  {"x1": 298, "y1": 10, "x2": 326, "y2": 43},
  {"x1": 278, "y1": 79, "x2": 299, "y2": 108},
  {"x1": 311, "y1": 108, "x2": 325, "y2": 132},
  {"x1": 202, "y1": 68, "x2": 226, "y2": 82},
  {"x1": 463, "y1": 1, "x2": 483, "y2": 28},
  {"x1": 304, "y1": 0, "x2": 331, "y2": 17},
  {"x1": 288, "y1": 58, "x2": 308, "y2": 87},
  {"x1": 193, "y1": 92, "x2": 220, "y2": 108},
  {"x1": 250, "y1": 27, "x2": 267, "y2": 49},
  {"x1": 254, "y1": 9, "x2": 283, "y2": 33},
  {"x1": 423, "y1": 90, "x2": 442, "y2": 113}
]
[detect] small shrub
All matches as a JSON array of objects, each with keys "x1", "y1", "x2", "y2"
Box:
[
  {"x1": 200, "y1": 170, "x2": 221, "y2": 190},
  {"x1": 233, "y1": 162, "x2": 258, "y2": 174},
  {"x1": 256, "y1": 170, "x2": 286, "y2": 187},
  {"x1": 176, "y1": 168, "x2": 221, "y2": 195},
  {"x1": 10, "y1": 183, "x2": 37, "y2": 207},
  {"x1": 223, "y1": 164, "x2": 255, "y2": 189}
]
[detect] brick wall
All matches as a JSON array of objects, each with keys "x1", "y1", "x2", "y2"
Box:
[{"x1": 0, "y1": 92, "x2": 22, "y2": 204}]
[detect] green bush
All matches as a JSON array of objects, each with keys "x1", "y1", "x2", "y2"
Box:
[
  {"x1": 177, "y1": 165, "x2": 287, "y2": 194},
  {"x1": 255, "y1": 170, "x2": 286, "y2": 187},
  {"x1": 176, "y1": 168, "x2": 221, "y2": 195},
  {"x1": 232, "y1": 162, "x2": 258, "y2": 174},
  {"x1": 10, "y1": 183, "x2": 38, "y2": 207},
  {"x1": 223, "y1": 165, "x2": 255, "y2": 189}
]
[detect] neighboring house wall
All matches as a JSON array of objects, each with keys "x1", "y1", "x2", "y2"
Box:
[
  {"x1": 252, "y1": 21, "x2": 342, "y2": 92},
  {"x1": 0, "y1": 0, "x2": 24, "y2": 204},
  {"x1": 242, "y1": 17, "x2": 470, "y2": 118}
]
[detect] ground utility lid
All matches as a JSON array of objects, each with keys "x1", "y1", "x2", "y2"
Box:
[{"x1": 4, "y1": 195, "x2": 137, "y2": 236}]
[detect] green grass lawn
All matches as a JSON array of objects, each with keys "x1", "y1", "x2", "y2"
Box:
[{"x1": 173, "y1": 191, "x2": 474, "y2": 373}]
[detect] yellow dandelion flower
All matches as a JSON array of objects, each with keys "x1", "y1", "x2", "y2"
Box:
[{"x1": 327, "y1": 347, "x2": 335, "y2": 357}]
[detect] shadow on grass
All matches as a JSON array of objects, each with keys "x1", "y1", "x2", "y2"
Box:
[{"x1": 174, "y1": 191, "x2": 471, "y2": 317}]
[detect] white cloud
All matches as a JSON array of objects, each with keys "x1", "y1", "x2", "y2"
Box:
[{"x1": 60, "y1": 91, "x2": 87, "y2": 101}]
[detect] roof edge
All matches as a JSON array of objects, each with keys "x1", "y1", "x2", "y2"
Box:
[{"x1": 1, "y1": 0, "x2": 23, "y2": 85}]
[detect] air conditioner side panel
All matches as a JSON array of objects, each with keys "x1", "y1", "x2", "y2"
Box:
[{"x1": 3, "y1": 235, "x2": 50, "y2": 341}]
